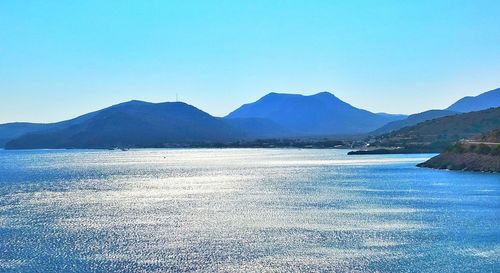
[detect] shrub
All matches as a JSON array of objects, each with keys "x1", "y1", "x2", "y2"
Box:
[
  {"x1": 447, "y1": 143, "x2": 466, "y2": 153},
  {"x1": 491, "y1": 145, "x2": 500, "y2": 156},
  {"x1": 475, "y1": 143, "x2": 491, "y2": 155},
  {"x1": 468, "y1": 144, "x2": 477, "y2": 152},
  {"x1": 455, "y1": 144, "x2": 466, "y2": 153}
]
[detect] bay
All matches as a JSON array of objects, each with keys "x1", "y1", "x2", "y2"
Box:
[{"x1": 0, "y1": 149, "x2": 498, "y2": 272}]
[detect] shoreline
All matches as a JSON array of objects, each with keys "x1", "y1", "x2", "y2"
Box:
[{"x1": 417, "y1": 152, "x2": 500, "y2": 173}]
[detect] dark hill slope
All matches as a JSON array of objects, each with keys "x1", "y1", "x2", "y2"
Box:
[
  {"x1": 0, "y1": 110, "x2": 100, "y2": 147},
  {"x1": 350, "y1": 107, "x2": 500, "y2": 154},
  {"x1": 0, "y1": 123, "x2": 53, "y2": 147},
  {"x1": 370, "y1": 87, "x2": 500, "y2": 135},
  {"x1": 224, "y1": 118, "x2": 290, "y2": 138},
  {"x1": 5, "y1": 101, "x2": 244, "y2": 149},
  {"x1": 371, "y1": 110, "x2": 458, "y2": 135}
]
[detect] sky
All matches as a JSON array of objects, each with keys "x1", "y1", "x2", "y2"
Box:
[{"x1": 1, "y1": 0, "x2": 499, "y2": 123}]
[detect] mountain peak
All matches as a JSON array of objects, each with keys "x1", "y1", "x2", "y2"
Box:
[
  {"x1": 226, "y1": 91, "x2": 393, "y2": 135},
  {"x1": 447, "y1": 87, "x2": 500, "y2": 112},
  {"x1": 112, "y1": 100, "x2": 151, "y2": 108},
  {"x1": 312, "y1": 91, "x2": 335, "y2": 97},
  {"x1": 262, "y1": 92, "x2": 302, "y2": 98},
  {"x1": 311, "y1": 91, "x2": 342, "y2": 101},
  {"x1": 259, "y1": 92, "x2": 341, "y2": 103},
  {"x1": 264, "y1": 91, "x2": 336, "y2": 97},
  {"x1": 112, "y1": 100, "x2": 195, "y2": 110},
  {"x1": 4, "y1": 99, "x2": 243, "y2": 149}
]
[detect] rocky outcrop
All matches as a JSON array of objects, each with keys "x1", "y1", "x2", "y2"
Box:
[{"x1": 417, "y1": 152, "x2": 500, "y2": 172}]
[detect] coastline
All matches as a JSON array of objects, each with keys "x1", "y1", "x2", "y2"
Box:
[{"x1": 417, "y1": 152, "x2": 500, "y2": 173}]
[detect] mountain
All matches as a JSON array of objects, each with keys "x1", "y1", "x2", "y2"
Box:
[
  {"x1": 372, "y1": 109, "x2": 458, "y2": 135},
  {"x1": 4, "y1": 101, "x2": 245, "y2": 149},
  {"x1": 0, "y1": 123, "x2": 53, "y2": 147},
  {"x1": 386, "y1": 107, "x2": 500, "y2": 143},
  {"x1": 224, "y1": 118, "x2": 289, "y2": 138},
  {"x1": 5, "y1": 88, "x2": 498, "y2": 149},
  {"x1": 370, "y1": 87, "x2": 500, "y2": 135},
  {"x1": 376, "y1": 112, "x2": 408, "y2": 120},
  {"x1": 0, "y1": 109, "x2": 101, "y2": 147},
  {"x1": 226, "y1": 92, "x2": 403, "y2": 136},
  {"x1": 350, "y1": 107, "x2": 500, "y2": 154},
  {"x1": 447, "y1": 88, "x2": 500, "y2": 112}
]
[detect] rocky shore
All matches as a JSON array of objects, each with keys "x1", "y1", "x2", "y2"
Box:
[{"x1": 417, "y1": 152, "x2": 500, "y2": 172}]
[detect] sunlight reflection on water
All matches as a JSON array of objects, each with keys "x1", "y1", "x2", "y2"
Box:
[{"x1": 0, "y1": 149, "x2": 498, "y2": 272}]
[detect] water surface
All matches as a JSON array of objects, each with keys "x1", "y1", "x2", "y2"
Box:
[{"x1": 0, "y1": 149, "x2": 498, "y2": 272}]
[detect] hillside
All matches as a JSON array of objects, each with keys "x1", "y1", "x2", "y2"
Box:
[
  {"x1": 418, "y1": 152, "x2": 500, "y2": 172},
  {"x1": 0, "y1": 109, "x2": 100, "y2": 147},
  {"x1": 370, "y1": 87, "x2": 500, "y2": 135},
  {"x1": 350, "y1": 107, "x2": 500, "y2": 154},
  {"x1": 474, "y1": 129, "x2": 500, "y2": 143},
  {"x1": 447, "y1": 88, "x2": 500, "y2": 112},
  {"x1": 4, "y1": 89, "x2": 499, "y2": 150},
  {"x1": 0, "y1": 123, "x2": 54, "y2": 147},
  {"x1": 418, "y1": 130, "x2": 500, "y2": 172},
  {"x1": 384, "y1": 107, "x2": 500, "y2": 142},
  {"x1": 224, "y1": 118, "x2": 289, "y2": 138},
  {"x1": 371, "y1": 110, "x2": 457, "y2": 135},
  {"x1": 226, "y1": 92, "x2": 402, "y2": 136},
  {"x1": 5, "y1": 101, "x2": 245, "y2": 149}
]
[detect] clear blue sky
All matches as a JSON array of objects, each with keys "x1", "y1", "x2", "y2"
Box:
[{"x1": 1, "y1": 0, "x2": 499, "y2": 123}]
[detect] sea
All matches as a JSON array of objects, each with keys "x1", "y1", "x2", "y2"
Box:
[{"x1": 0, "y1": 149, "x2": 498, "y2": 272}]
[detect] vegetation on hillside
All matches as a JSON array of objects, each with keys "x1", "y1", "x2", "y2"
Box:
[
  {"x1": 418, "y1": 129, "x2": 500, "y2": 172},
  {"x1": 446, "y1": 142, "x2": 500, "y2": 156},
  {"x1": 417, "y1": 151, "x2": 500, "y2": 172},
  {"x1": 474, "y1": 129, "x2": 500, "y2": 142},
  {"x1": 350, "y1": 107, "x2": 500, "y2": 154}
]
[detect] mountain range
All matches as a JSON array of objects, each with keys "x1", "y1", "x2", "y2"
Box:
[
  {"x1": 447, "y1": 88, "x2": 500, "y2": 112},
  {"x1": 349, "y1": 107, "x2": 500, "y2": 154},
  {"x1": 371, "y1": 109, "x2": 458, "y2": 135},
  {"x1": 5, "y1": 101, "x2": 245, "y2": 149},
  {"x1": 373, "y1": 87, "x2": 500, "y2": 135},
  {"x1": 1, "y1": 88, "x2": 499, "y2": 149}
]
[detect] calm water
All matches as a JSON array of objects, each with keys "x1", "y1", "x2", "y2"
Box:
[{"x1": 0, "y1": 149, "x2": 498, "y2": 272}]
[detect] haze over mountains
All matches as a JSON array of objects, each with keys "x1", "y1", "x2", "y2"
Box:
[{"x1": 1, "y1": 88, "x2": 499, "y2": 149}]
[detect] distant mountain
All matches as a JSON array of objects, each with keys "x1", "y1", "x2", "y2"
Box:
[
  {"x1": 370, "y1": 87, "x2": 500, "y2": 135},
  {"x1": 226, "y1": 92, "x2": 403, "y2": 136},
  {"x1": 376, "y1": 112, "x2": 408, "y2": 120},
  {"x1": 447, "y1": 88, "x2": 500, "y2": 112},
  {"x1": 0, "y1": 110, "x2": 100, "y2": 147},
  {"x1": 387, "y1": 107, "x2": 500, "y2": 142},
  {"x1": 372, "y1": 109, "x2": 458, "y2": 135},
  {"x1": 0, "y1": 123, "x2": 53, "y2": 147},
  {"x1": 224, "y1": 118, "x2": 289, "y2": 138},
  {"x1": 5, "y1": 88, "x2": 498, "y2": 149},
  {"x1": 5, "y1": 101, "x2": 245, "y2": 149}
]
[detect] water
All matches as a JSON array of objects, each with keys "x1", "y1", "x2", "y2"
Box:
[{"x1": 0, "y1": 149, "x2": 498, "y2": 272}]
